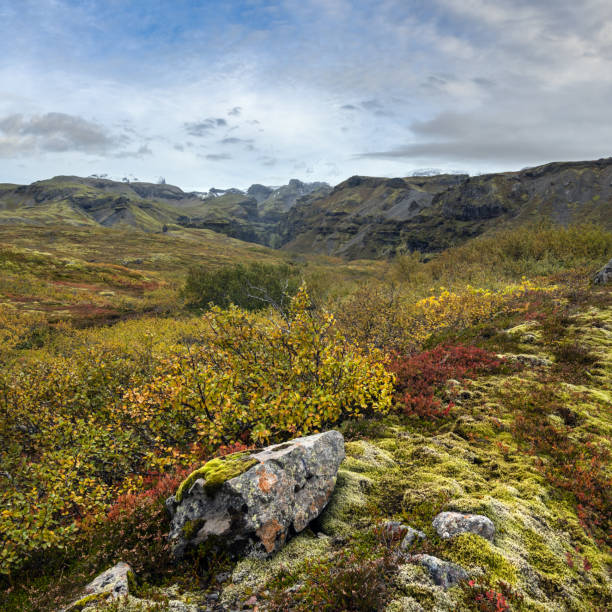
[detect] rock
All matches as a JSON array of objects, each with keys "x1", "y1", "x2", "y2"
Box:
[
  {"x1": 380, "y1": 520, "x2": 426, "y2": 551},
  {"x1": 497, "y1": 353, "x2": 552, "y2": 367},
  {"x1": 593, "y1": 257, "x2": 612, "y2": 284},
  {"x1": 166, "y1": 431, "x2": 345, "y2": 558},
  {"x1": 400, "y1": 527, "x2": 426, "y2": 551},
  {"x1": 432, "y1": 511, "x2": 495, "y2": 541},
  {"x1": 411, "y1": 554, "x2": 469, "y2": 588},
  {"x1": 63, "y1": 561, "x2": 133, "y2": 610}
]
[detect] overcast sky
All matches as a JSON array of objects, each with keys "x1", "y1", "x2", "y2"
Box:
[{"x1": 1, "y1": 0, "x2": 612, "y2": 191}]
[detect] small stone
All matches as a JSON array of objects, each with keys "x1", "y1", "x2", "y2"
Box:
[
  {"x1": 215, "y1": 572, "x2": 231, "y2": 583},
  {"x1": 381, "y1": 520, "x2": 409, "y2": 540},
  {"x1": 400, "y1": 527, "x2": 426, "y2": 551},
  {"x1": 411, "y1": 554, "x2": 469, "y2": 588},
  {"x1": 432, "y1": 511, "x2": 495, "y2": 541},
  {"x1": 63, "y1": 561, "x2": 133, "y2": 610},
  {"x1": 497, "y1": 353, "x2": 551, "y2": 367}
]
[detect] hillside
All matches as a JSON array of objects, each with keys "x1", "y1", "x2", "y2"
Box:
[
  {"x1": 280, "y1": 158, "x2": 612, "y2": 258},
  {"x1": 3, "y1": 158, "x2": 612, "y2": 259},
  {"x1": 0, "y1": 176, "x2": 329, "y2": 245},
  {"x1": 1, "y1": 226, "x2": 610, "y2": 611}
]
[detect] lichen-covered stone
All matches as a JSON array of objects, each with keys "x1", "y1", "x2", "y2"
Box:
[
  {"x1": 432, "y1": 511, "x2": 495, "y2": 541},
  {"x1": 593, "y1": 257, "x2": 612, "y2": 284},
  {"x1": 166, "y1": 430, "x2": 345, "y2": 558},
  {"x1": 63, "y1": 562, "x2": 132, "y2": 611},
  {"x1": 410, "y1": 554, "x2": 469, "y2": 588},
  {"x1": 380, "y1": 520, "x2": 426, "y2": 551},
  {"x1": 497, "y1": 353, "x2": 552, "y2": 367}
]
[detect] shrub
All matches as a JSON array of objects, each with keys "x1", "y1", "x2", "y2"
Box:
[
  {"x1": 182, "y1": 262, "x2": 301, "y2": 312},
  {"x1": 124, "y1": 285, "x2": 395, "y2": 456},
  {"x1": 389, "y1": 344, "x2": 506, "y2": 418}
]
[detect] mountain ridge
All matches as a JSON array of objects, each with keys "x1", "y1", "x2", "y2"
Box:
[{"x1": 2, "y1": 156, "x2": 612, "y2": 259}]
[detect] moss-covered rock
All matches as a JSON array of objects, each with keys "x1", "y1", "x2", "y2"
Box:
[{"x1": 174, "y1": 452, "x2": 259, "y2": 502}]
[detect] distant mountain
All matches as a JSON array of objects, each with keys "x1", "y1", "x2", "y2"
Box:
[
  {"x1": 0, "y1": 176, "x2": 330, "y2": 246},
  {"x1": 2, "y1": 157, "x2": 612, "y2": 258},
  {"x1": 277, "y1": 158, "x2": 612, "y2": 258}
]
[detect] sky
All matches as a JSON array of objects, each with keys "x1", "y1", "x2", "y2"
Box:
[{"x1": 1, "y1": 0, "x2": 612, "y2": 191}]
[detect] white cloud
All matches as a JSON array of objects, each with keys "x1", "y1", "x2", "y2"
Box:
[{"x1": 1, "y1": 0, "x2": 612, "y2": 188}]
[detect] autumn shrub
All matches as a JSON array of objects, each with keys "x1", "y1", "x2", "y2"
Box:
[
  {"x1": 336, "y1": 278, "x2": 558, "y2": 354},
  {"x1": 0, "y1": 286, "x2": 394, "y2": 579},
  {"x1": 124, "y1": 286, "x2": 394, "y2": 460},
  {"x1": 459, "y1": 579, "x2": 525, "y2": 612},
  {"x1": 182, "y1": 261, "x2": 301, "y2": 312},
  {"x1": 389, "y1": 345, "x2": 507, "y2": 418}
]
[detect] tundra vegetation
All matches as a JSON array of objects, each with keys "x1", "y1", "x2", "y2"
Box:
[{"x1": 0, "y1": 223, "x2": 610, "y2": 611}]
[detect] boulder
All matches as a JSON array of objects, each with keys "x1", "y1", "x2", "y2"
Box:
[
  {"x1": 432, "y1": 511, "x2": 495, "y2": 541},
  {"x1": 166, "y1": 431, "x2": 345, "y2": 558},
  {"x1": 63, "y1": 562, "x2": 132, "y2": 610},
  {"x1": 411, "y1": 554, "x2": 469, "y2": 588},
  {"x1": 593, "y1": 257, "x2": 612, "y2": 284}
]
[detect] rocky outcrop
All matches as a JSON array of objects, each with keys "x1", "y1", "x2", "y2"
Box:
[
  {"x1": 279, "y1": 158, "x2": 612, "y2": 258},
  {"x1": 432, "y1": 511, "x2": 495, "y2": 541},
  {"x1": 593, "y1": 257, "x2": 612, "y2": 284},
  {"x1": 166, "y1": 431, "x2": 345, "y2": 559}
]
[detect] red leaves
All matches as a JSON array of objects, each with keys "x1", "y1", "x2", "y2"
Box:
[
  {"x1": 464, "y1": 580, "x2": 520, "y2": 612},
  {"x1": 389, "y1": 344, "x2": 505, "y2": 419}
]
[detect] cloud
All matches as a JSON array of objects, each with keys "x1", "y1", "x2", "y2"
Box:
[
  {"x1": 0, "y1": 112, "x2": 120, "y2": 156},
  {"x1": 219, "y1": 137, "x2": 254, "y2": 145},
  {"x1": 3, "y1": 0, "x2": 612, "y2": 188},
  {"x1": 114, "y1": 144, "x2": 152, "y2": 159},
  {"x1": 205, "y1": 153, "x2": 232, "y2": 161},
  {"x1": 184, "y1": 118, "x2": 228, "y2": 137}
]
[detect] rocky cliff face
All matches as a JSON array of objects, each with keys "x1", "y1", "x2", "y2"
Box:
[{"x1": 279, "y1": 158, "x2": 612, "y2": 258}]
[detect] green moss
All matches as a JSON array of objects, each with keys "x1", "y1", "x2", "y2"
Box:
[
  {"x1": 68, "y1": 591, "x2": 109, "y2": 611},
  {"x1": 445, "y1": 533, "x2": 518, "y2": 584},
  {"x1": 181, "y1": 518, "x2": 205, "y2": 541},
  {"x1": 521, "y1": 530, "x2": 566, "y2": 578},
  {"x1": 126, "y1": 570, "x2": 138, "y2": 597},
  {"x1": 174, "y1": 452, "x2": 259, "y2": 502},
  {"x1": 344, "y1": 440, "x2": 365, "y2": 457}
]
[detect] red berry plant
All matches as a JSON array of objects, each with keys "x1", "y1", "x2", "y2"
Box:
[{"x1": 389, "y1": 344, "x2": 507, "y2": 419}]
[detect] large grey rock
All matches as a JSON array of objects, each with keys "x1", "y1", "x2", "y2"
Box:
[
  {"x1": 411, "y1": 554, "x2": 469, "y2": 588},
  {"x1": 166, "y1": 431, "x2": 345, "y2": 558},
  {"x1": 63, "y1": 562, "x2": 132, "y2": 610},
  {"x1": 432, "y1": 511, "x2": 495, "y2": 541},
  {"x1": 593, "y1": 257, "x2": 612, "y2": 284}
]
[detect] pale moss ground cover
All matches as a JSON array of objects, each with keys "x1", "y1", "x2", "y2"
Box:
[{"x1": 223, "y1": 300, "x2": 612, "y2": 611}]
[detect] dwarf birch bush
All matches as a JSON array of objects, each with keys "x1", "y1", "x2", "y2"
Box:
[
  {"x1": 0, "y1": 286, "x2": 393, "y2": 576},
  {"x1": 124, "y1": 285, "x2": 394, "y2": 466}
]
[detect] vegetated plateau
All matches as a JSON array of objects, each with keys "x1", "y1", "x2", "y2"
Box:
[{"x1": 0, "y1": 158, "x2": 611, "y2": 611}]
